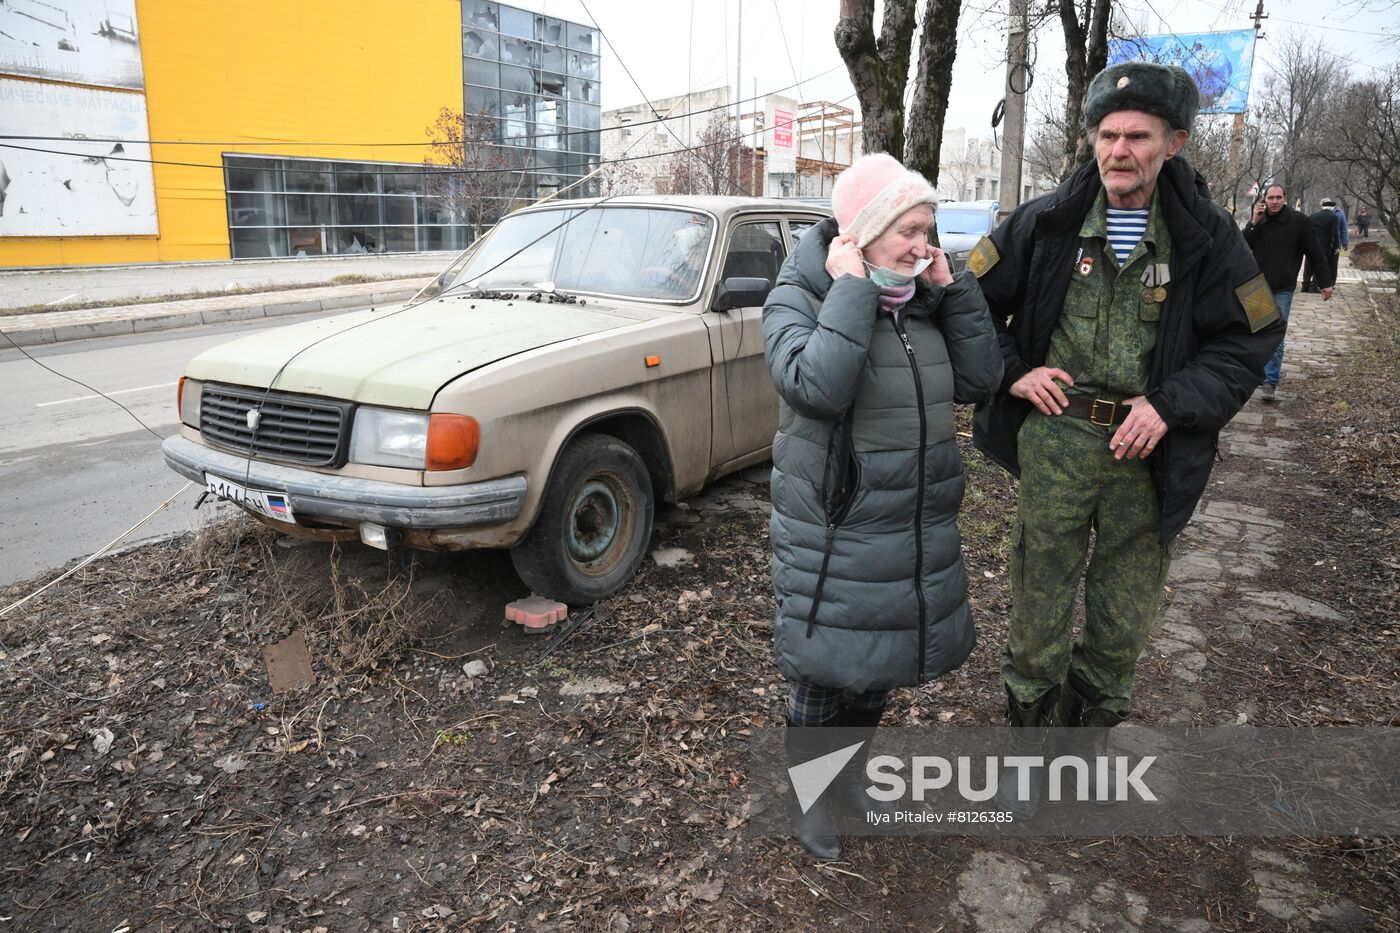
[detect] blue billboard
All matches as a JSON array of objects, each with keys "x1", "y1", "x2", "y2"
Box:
[{"x1": 1109, "y1": 30, "x2": 1256, "y2": 114}]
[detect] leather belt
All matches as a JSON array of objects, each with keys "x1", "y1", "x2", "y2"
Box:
[{"x1": 1061, "y1": 396, "x2": 1130, "y2": 426}]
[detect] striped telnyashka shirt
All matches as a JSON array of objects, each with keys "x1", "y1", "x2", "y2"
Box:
[{"x1": 1105, "y1": 207, "x2": 1150, "y2": 264}]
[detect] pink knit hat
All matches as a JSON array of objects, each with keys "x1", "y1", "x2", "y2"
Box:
[{"x1": 831, "y1": 153, "x2": 939, "y2": 248}]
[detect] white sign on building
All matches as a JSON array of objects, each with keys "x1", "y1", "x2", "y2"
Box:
[
  {"x1": 0, "y1": 79, "x2": 158, "y2": 237},
  {"x1": 0, "y1": 0, "x2": 144, "y2": 90}
]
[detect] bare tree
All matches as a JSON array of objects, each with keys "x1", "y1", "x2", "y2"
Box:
[
  {"x1": 665, "y1": 114, "x2": 743, "y2": 196},
  {"x1": 1058, "y1": 0, "x2": 1113, "y2": 173},
  {"x1": 422, "y1": 107, "x2": 524, "y2": 238},
  {"x1": 1311, "y1": 64, "x2": 1400, "y2": 246},
  {"x1": 1180, "y1": 113, "x2": 1271, "y2": 217},
  {"x1": 594, "y1": 155, "x2": 645, "y2": 197},
  {"x1": 1258, "y1": 31, "x2": 1347, "y2": 203}
]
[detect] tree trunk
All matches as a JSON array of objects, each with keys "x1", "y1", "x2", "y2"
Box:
[
  {"x1": 835, "y1": 0, "x2": 916, "y2": 160},
  {"x1": 905, "y1": 0, "x2": 962, "y2": 187},
  {"x1": 1059, "y1": 0, "x2": 1111, "y2": 175}
]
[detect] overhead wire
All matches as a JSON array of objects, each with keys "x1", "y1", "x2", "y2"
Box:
[{"x1": 0, "y1": 64, "x2": 846, "y2": 151}]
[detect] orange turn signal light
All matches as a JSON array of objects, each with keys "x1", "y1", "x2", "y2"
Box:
[
  {"x1": 426, "y1": 414, "x2": 479, "y2": 471},
  {"x1": 644, "y1": 355, "x2": 661, "y2": 368},
  {"x1": 177, "y1": 376, "x2": 186, "y2": 414}
]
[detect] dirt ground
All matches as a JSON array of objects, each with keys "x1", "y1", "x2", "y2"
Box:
[{"x1": 2, "y1": 291, "x2": 1396, "y2": 931}]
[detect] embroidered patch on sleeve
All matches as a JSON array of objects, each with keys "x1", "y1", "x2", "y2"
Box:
[
  {"x1": 1235, "y1": 274, "x2": 1281, "y2": 333},
  {"x1": 967, "y1": 236, "x2": 1000, "y2": 278}
]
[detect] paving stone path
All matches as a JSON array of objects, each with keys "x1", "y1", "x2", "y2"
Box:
[{"x1": 951, "y1": 289, "x2": 1372, "y2": 930}]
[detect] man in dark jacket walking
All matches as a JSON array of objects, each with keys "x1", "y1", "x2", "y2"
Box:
[
  {"x1": 1303, "y1": 198, "x2": 1342, "y2": 293},
  {"x1": 969, "y1": 61, "x2": 1284, "y2": 816},
  {"x1": 1243, "y1": 184, "x2": 1333, "y2": 398}
]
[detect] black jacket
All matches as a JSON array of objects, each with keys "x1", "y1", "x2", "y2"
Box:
[
  {"x1": 1308, "y1": 208, "x2": 1340, "y2": 254},
  {"x1": 971, "y1": 158, "x2": 1285, "y2": 543},
  {"x1": 1243, "y1": 204, "x2": 1333, "y2": 292}
]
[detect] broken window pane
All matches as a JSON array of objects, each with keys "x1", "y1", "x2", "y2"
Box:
[
  {"x1": 535, "y1": 16, "x2": 564, "y2": 44},
  {"x1": 540, "y1": 42, "x2": 564, "y2": 72},
  {"x1": 566, "y1": 23, "x2": 597, "y2": 53},
  {"x1": 464, "y1": 0, "x2": 499, "y2": 30},
  {"x1": 500, "y1": 37, "x2": 538, "y2": 68},
  {"x1": 568, "y1": 52, "x2": 599, "y2": 79},
  {"x1": 536, "y1": 71, "x2": 565, "y2": 98},
  {"x1": 567, "y1": 77, "x2": 596, "y2": 103},
  {"x1": 463, "y1": 29, "x2": 498, "y2": 60}
]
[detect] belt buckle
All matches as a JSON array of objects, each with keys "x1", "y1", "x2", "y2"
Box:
[{"x1": 1089, "y1": 398, "x2": 1117, "y2": 426}]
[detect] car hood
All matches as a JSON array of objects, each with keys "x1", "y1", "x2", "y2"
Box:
[{"x1": 185, "y1": 296, "x2": 669, "y2": 408}]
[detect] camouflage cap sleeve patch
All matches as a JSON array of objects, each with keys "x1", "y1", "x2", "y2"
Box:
[
  {"x1": 1235, "y1": 274, "x2": 1281, "y2": 333},
  {"x1": 967, "y1": 236, "x2": 1000, "y2": 278}
]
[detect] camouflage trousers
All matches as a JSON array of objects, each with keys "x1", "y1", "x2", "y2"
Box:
[{"x1": 1001, "y1": 411, "x2": 1172, "y2": 716}]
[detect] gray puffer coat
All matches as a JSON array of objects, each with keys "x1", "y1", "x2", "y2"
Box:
[{"x1": 763, "y1": 217, "x2": 1004, "y2": 693}]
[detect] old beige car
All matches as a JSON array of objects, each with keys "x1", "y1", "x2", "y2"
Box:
[{"x1": 163, "y1": 196, "x2": 829, "y2": 603}]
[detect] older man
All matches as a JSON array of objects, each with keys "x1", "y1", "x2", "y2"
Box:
[{"x1": 969, "y1": 62, "x2": 1284, "y2": 816}]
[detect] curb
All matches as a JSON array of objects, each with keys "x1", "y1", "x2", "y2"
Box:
[{"x1": 0, "y1": 282, "x2": 428, "y2": 348}]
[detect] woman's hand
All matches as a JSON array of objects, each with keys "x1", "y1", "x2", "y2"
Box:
[
  {"x1": 922, "y1": 247, "x2": 954, "y2": 286},
  {"x1": 825, "y1": 234, "x2": 866, "y2": 280}
]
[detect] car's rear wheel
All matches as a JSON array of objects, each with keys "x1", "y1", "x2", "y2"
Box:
[{"x1": 510, "y1": 434, "x2": 654, "y2": 605}]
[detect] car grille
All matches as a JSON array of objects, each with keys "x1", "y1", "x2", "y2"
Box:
[{"x1": 200, "y1": 384, "x2": 352, "y2": 467}]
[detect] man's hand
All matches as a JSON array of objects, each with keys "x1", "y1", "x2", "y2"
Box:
[
  {"x1": 921, "y1": 247, "x2": 954, "y2": 287},
  {"x1": 826, "y1": 234, "x2": 866, "y2": 280},
  {"x1": 1321, "y1": 286, "x2": 1334, "y2": 301},
  {"x1": 1009, "y1": 367, "x2": 1074, "y2": 415},
  {"x1": 1251, "y1": 201, "x2": 1266, "y2": 224},
  {"x1": 1109, "y1": 397, "x2": 1168, "y2": 461}
]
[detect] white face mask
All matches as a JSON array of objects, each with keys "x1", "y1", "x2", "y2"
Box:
[{"x1": 864, "y1": 255, "x2": 933, "y2": 288}]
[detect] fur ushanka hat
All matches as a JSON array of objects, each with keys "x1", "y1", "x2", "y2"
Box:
[{"x1": 1083, "y1": 61, "x2": 1200, "y2": 134}]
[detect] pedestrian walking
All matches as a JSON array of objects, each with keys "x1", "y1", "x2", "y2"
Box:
[
  {"x1": 763, "y1": 153, "x2": 1003, "y2": 859},
  {"x1": 1357, "y1": 206, "x2": 1371, "y2": 238},
  {"x1": 1303, "y1": 198, "x2": 1341, "y2": 293},
  {"x1": 968, "y1": 61, "x2": 1284, "y2": 818},
  {"x1": 1243, "y1": 184, "x2": 1334, "y2": 399}
]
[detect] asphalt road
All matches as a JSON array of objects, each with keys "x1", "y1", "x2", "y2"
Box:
[
  {"x1": 0, "y1": 252, "x2": 455, "y2": 310},
  {"x1": 0, "y1": 310, "x2": 341, "y2": 589}
]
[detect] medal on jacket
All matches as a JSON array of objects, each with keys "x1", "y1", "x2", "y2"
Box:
[
  {"x1": 1140, "y1": 263, "x2": 1171, "y2": 288},
  {"x1": 1077, "y1": 249, "x2": 1094, "y2": 277}
]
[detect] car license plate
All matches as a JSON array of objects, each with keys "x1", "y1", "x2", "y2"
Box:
[{"x1": 204, "y1": 473, "x2": 296, "y2": 524}]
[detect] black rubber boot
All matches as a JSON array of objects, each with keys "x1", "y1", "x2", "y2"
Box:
[
  {"x1": 829, "y1": 704, "x2": 903, "y2": 826},
  {"x1": 784, "y1": 718, "x2": 842, "y2": 860},
  {"x1": 1054, "y1": 671, "x2": 1126, "y2": 803},
  {"x1": 992, "y1": 685, "x2": 1059, "y2": 820}
]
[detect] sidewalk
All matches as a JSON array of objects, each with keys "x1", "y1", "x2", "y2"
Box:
[
  {"x1": 0, "y1": 252, "x2": 447, "y2": 346},
  {"x1": 0, "y1": 277, "x2": 433, "y2": 346}
]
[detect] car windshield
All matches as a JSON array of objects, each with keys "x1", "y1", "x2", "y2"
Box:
[
  {"x1": 937, "y1": 209, "x2": 991, "y2": 236},
  {"x1": 449, "y1": 206, "x2": 715, "y2": 301}
]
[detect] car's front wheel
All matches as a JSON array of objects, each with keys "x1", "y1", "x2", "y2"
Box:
[{"x1": 510, "y1": 433, "x2": 654, "y2": 605}]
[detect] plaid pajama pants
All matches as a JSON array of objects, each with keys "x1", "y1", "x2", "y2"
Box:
[{"x1": 787, "y1": 680, "x2": 891, "y2": 726}]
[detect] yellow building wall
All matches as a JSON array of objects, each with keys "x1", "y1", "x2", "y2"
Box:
[{"x1": 0, "y1": 0, "x2": 463, "y2": 268}]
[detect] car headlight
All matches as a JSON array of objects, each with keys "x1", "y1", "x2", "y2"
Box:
[
  {"x1": 349, "y1": 408, "x2": 429, "y2": 469},
  {"x1": 179, "y1": 377, "x2": 203, "y2": 428}
]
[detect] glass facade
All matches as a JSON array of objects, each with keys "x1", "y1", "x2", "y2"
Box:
[
  {"x1": 224, "y1": 155, "x2": 472, "y2": 259},
  {"x1": 461, "y1": 1, "x2": 601, "y2": 200}
]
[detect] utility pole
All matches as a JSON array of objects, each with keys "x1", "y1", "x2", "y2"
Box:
[
  {"x1": 1229, "y1": 0, "x2": 1267, "y2": 212},
  {"x1": 996, "y1": 0, "x2": 1029, "y2": 221}
]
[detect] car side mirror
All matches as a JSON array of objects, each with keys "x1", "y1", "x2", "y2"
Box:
[{"x1": 711, "y1": 277, "x2": 771, "y2": 312}]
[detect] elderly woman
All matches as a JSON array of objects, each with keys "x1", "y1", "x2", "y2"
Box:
[{"x1": 763, "y1": 153, "x2": 1003, "y2": 859}]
